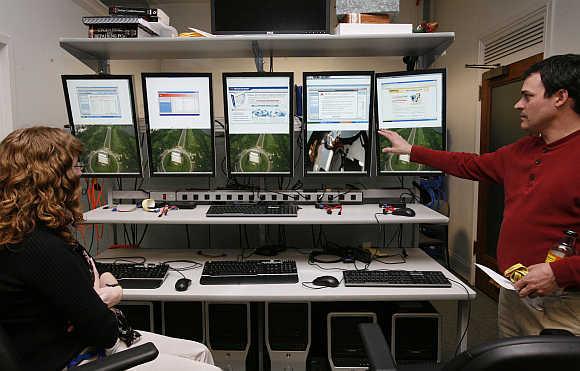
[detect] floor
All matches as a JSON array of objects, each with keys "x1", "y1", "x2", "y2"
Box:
[{"x1": 433, "y1": 287, "x2": 499, "y2": 362}]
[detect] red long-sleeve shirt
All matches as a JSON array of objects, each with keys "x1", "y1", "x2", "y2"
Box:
[{"x1": 410, "y1": 129, "x2": 580, "y2": 288}]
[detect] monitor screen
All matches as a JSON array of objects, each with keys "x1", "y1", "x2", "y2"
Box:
[
  {"x1": 303, "y1": 72, "x2": 373, "y2": 176},
  {"x1": 142, "y1": 73, "x2": 215, "y2": 176},
  {"x1": 211, "y1": 0, "x2": 330, "y2": 34},
  {"x1": 62, "y1": 75, "x2": 141, "y2": 177},
  {"x1": 376, "y1": 69, "x2": 446, "y2": 175},
  {"x1": 223, "y1": 73, "x2": 293, "y2": 176}
]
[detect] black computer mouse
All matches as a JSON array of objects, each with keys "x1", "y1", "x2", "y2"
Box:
[
  {"x1": 391, "y1": 207, "x2": 416, "y2": 217},
  {"x1": 175, "y1": 278, "x2": 191, "y2": 291},
  {"x1": 312, "y1": 275, "x2": 340, "y2": 288}
]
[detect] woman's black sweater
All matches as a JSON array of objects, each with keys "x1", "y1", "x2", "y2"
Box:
[{"x1": 0, "y1": 228, "x2": 118, "y2": 371}]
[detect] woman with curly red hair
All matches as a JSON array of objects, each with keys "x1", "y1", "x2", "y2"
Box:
[{"x1": 0, "y1": 127, "x2": 219, "y2": 370}]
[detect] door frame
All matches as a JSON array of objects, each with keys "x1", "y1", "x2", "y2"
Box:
[
  {"x1": 474, "y1": 53, "x2": 543, "y2": 300},
  {"x1": 0, "y1": 32, "x2": 15, "y2": 140}
]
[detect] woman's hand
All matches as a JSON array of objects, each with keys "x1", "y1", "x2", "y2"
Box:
[
  {"x1": 95, "y1": 285, "x2": 123, "y2": 308},
  {"x1": 90, "y1": 259, "x2": 123, "y2": 307}
]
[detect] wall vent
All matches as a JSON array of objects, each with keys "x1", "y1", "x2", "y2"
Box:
[{"x1": 482, "y1": 6, "x2": 546, "y2": 64}]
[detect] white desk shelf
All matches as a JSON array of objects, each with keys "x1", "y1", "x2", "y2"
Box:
[
  {"x1": 60, "y1": 32, "x2": 454, "y2": 72},
  {"x1": 83, "y1": 204, "x2": 449, "y2": 225}
]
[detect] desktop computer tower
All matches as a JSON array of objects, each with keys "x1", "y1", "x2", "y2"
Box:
[
  {"x1": 327, "y1": 312, "x2": 377, "y2": 371},
  {"x1": 205, "y1": 302, "x2": 251, "y2": 371},
  {"x1": 390, "y1": 302, "x2": 441, "y2": 363},
  {"x1": 265, "y1": 302, "x2": 311, "y2": 371},
  {"x1": 162, "y1": 302, "x2": 204, "y2": 343},
  {"x1": 117, "y1": 301, "x2": 155, "y2": 332}
]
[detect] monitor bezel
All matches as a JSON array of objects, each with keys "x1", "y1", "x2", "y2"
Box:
[
  {"x1": 62, "y1": 74, "x2": 143, "y2": 178},
  {"x1": 141, "y1": 72, "x2": 216, "y2": 177},
  {"x1": 222, "y1": 72, "x2": 294, "y2": 177},
  {"x1": 374, "y1": 68, "x2": 446, "y2": 176},
  {"x1": 302, "y1": 70, "x2": 375, "y2": 177},
  {"x1": 211, "y1": 0, "x2": 331, "y2": 35}
]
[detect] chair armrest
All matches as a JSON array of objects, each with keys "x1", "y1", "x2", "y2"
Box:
[
  {"x1": 75, "y1": 342, "x2": 159, "y2": 371},
  {"x1": 358, "y1": 323, "x2": 397, "y2": 371}
]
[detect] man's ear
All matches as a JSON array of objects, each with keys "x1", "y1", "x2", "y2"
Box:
[{"x1": 554, "y1": 88, "x2": 570, "y2": 109}]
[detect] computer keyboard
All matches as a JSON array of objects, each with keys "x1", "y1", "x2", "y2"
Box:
[
  {"x1": 206, "y1": 204, "x2": 298, "y2": 217},
  {"x1": 343, "y1": 270, "x2": 451, "y2": 288},
  {"x1": 200, "y1": 259, "x2": 299, "y2": 285},
  {"x1": 95, "y1": 262, "x2": 169, "y2": 289}
]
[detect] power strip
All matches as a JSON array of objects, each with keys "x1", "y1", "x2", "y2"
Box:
[{"x1": 164, "y1": 190, "x2": 364, "y2": 204}]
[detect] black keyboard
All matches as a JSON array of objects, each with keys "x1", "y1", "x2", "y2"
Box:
[
  {"x1": 206, "y1": 204, "x2": 298, "y2": 217},
  {"x1": 343, "y1": 270, "x2": 451, "y2": 288},
  {"x1": 95, "y1": 262, "x2": 169, "y2": 289},
  {"x1": 200, "y1": 259, "x2": 299, "y2": 285}
]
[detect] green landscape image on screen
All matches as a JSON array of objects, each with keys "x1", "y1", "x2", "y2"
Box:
[
  {"x1": 229, "y1": 134, "x2": 290, "y2": 173},
  {"x1": 75, "y1": 125, "x2": 140, "y2": 174},
  {"x1": 379, "y1": 127, "x2": 442, "y2": 172},
  {"x1": 150, "y1": 129, "x2": 212, "y2": 173}
]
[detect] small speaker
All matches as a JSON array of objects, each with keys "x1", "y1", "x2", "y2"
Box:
[
  {"x1": 327, "y1": 312, "x2": 377, "y2": 371},
  {"x1": 391, "y1": 302, "x2": 441, "y2": 363},
  {"x1": 162, "y1": 302, "x2": 204, "y2": 343},
  {"x1": 117, "y1": 301, "x2": 154, "y2": 332},
  {"x1": 266, "y1": 302, "x2": 311, "y2": 371},
  {"x1": 205, "y1": 302, "x2": 251, "y2": 371}
]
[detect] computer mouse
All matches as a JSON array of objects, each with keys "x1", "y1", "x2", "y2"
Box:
[
  {"x1": 391, "y1": 207, "x2": 416, "y2": 217},
  {"x1": 175, "y1": 278, "x2": 191, "y2": 291},
  {"x1": 312, "y1": 275, "x2": 340, "y2": 288}
]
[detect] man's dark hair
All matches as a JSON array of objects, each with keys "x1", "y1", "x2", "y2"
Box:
[{"x1": 524, "y1": 54, "x2": 580, "y2": 114}]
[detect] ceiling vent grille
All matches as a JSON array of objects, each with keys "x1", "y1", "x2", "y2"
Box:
[{"x1": 483, "y1": 6, "x2": 546, "y2": 64}]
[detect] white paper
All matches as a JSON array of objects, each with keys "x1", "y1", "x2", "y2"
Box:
[{"x1": 476, "y1": 263, "x2": 516, "y2": 290}]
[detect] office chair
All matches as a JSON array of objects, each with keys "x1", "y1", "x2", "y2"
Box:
[
  {"x1": 358, "y1": 323, "x2": 580, "y2": 371},
  {"x1": 0, "y1": 324, "x2": 159, "y2": 371}
]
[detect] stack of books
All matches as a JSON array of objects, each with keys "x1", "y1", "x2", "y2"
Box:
[{"x1": 83, "y1": 6, "x2": 176, "y2": 38}]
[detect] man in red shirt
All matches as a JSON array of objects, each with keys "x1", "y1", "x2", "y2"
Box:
[{"x1": 379, "y1": 54, "x2": 580, "y2": 337}]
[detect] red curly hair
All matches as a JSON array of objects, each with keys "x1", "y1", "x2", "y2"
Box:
[{"x1": 0, "y1": 126, "x2": 84, "y2": 246}]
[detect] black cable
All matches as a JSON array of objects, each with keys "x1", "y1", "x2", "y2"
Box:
[
  {"x1": 449, "y1": 278, "x2": 472, "y2": 356},
  {"x1": 185, "y1": 225, "x2": 191, "y2": 249},
  {"x1": 136, "y1": 225, "x2": 149, "y2": 248}
]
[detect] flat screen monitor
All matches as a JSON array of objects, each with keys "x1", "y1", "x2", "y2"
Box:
[
  {"x1": 211, "y1": 0, "x2": 331, "y2": 35},
  {"x1": 62, "y1": 75, "x2": 142, "y2": 177},
  {"x1": 375, "y1": 69, "x2": 446, "y2": 175},
  {"x1": 142, "y1": 73, "x2": 215, "y2": 176},
  {"x1": 223, "y1": 72, "x2": 293, "y2": 176},
  {"x1": 303, "y1": 71, "x2": 374, "y2": 176}
]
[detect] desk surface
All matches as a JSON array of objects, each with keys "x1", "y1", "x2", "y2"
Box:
[
  {"x1": 84, "y1": 204, "x2": 449, "y2": 225},
  {"x1": 97, "y1": 248, "x2": 475, "y2": 302}
]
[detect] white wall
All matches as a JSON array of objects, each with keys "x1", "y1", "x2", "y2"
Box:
[
  {"x1": 0, "y1": 0, "x2": 96, "y2": 130},
  {"x1": 432, "y1": 0, "x2": 580, "y2": 280},
  {"x1": 545, "y1": 0, "x2": 580, "y2": 56}
]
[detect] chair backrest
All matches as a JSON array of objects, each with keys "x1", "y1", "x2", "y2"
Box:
[
  {"x1": 0, "y1": 324, "x2": 20, "y2": 371},
  {"x1": 443, "y1": 335, "x2": 580, "y2": 371}
]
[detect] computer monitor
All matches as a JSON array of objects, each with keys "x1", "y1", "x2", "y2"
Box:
[
  {"x1": 142, "y1": 73, "x2": 215, "y2": 176},
  {"x1": 62, "y1": 75, "x2": 142, "y2": 177},
  {"x1": 303, "y1": 71, "x2": 373, "y2": 175},
  {"x1": 223, "y1": 72, "x2": 294, "y2": 176},
  {"x1": 211, "y1": 0, "x2": 331, "y2": 35},
  {"x1": 375, "y1": 69, "x2": 446, "y2": 175}
]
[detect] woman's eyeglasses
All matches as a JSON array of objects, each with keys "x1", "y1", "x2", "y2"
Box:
[{"x1": 73, "y1": 163, "x2": 85, "y2": 172}]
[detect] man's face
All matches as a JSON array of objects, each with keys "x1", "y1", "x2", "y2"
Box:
[{"x1": 514, "y1": 72, "x2": 558, "y2": 132}]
